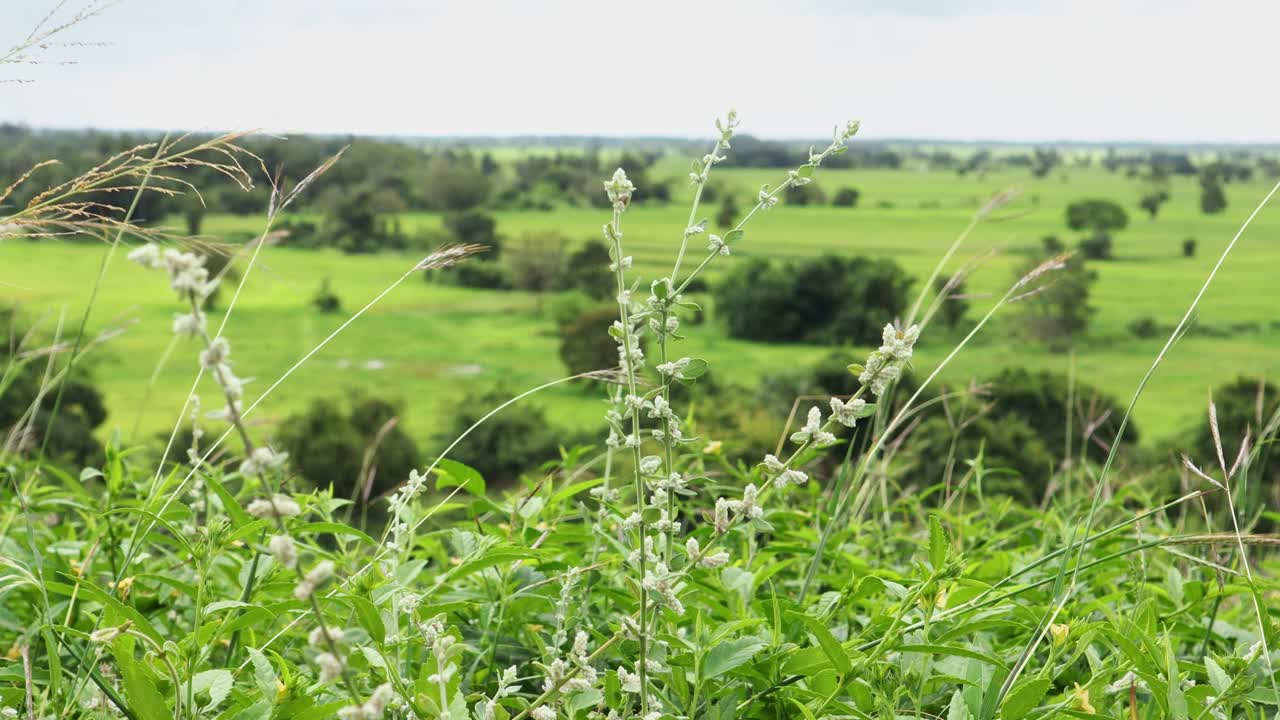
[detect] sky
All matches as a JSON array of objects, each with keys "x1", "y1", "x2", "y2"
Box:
[{"x1": 3, "y1": 0, "x2": 1278, "y2": 143}]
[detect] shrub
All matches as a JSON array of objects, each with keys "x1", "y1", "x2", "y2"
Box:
[
  {"x1": 1065, "y1": 198, "x2": 1128, "y2": 233},
  {"x1": 716, "y1": 195, "x2": 739, "y2": 228},
  {"x1": 984, "y1": 367, "x2": 1138, "y2": 463},
  {"x1": 1078, "y1": 231, "x2": 1113, "y2": 259},
  {"x1": 1189, "y1": 377, "x2": 1280, "y2": 511},
  {"x1": 444, "y1": 210, "x2": 500, "y2": 257},
  {"x1": 437, "y1": 388, "x2": 575, "y2": 486},
  {"x1": 559, "y1": 305, "x2": 627, "y2": 376},
  {"x1": 277, "y1": 395, "x2": 420, "y2": 505},
  {"x1": 0, "y1": 310, "x2": 107, "y2": 467},
  {"x1": 715, "y1": 255, "x2": 912, "y2": 345},
  {"x1": 909, "y1": 413, "x2": 1055, "y2": 503},
  {"x1": 832, "y1": 187, "x2": 860, "y2": 207},
  {"x1": 546, "y1": 290, "x2": 597, "y2": 328},
  {"x1": 448, "y1": 259, "x2": 512, "y2": 289},
  {"x1": 1041, "y1": 235, "x2": 1064, "y2": 253},
  {"x1": 423, "y1": 155, "x2": 492, "y2": 211},
  {"x1": 783, "y1": 182, "x2": 826, "y2": 206},
  {"x1": 1014, "y1": 253, "x2": 1095, "y2": 346},
  {"x1": 562, "y1": 240, "x2": 613, "y2": 299},
  {"x1": 312, "y1": 277, "x2": 342, "y2": 313},
  {"x1": 1182, "y1": 237, "x2": 1197, "y2": 257},
  {"x1": 1128, "y1": 315, "x2": 1160, "y2": 338},
  {"x1": 932, "y1": 274, "x2": 968, "y2": 328},
  {"x1": 1199, "y1": 173, "x2": 1228, "y2": 214},
  {"x1": 506, "y1": 231, "x2": 568, "y2": 292}
]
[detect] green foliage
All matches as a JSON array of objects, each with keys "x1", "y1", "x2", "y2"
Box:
[
  {"x1": 443, "y1": 210, "x2": 500, "y2": 256},
  {"x1": 1140, "y1": 188, "x2": 1170, "y2": 219},
  {"x1": 784, "y1": 182, "x2": 826, "y2": 206},
  {"x1": 715, "y1": 255, "x2": 912, "y2": 345},
  {"x1": 1183, "y1": 237, "x2": 1197, "y2": 257},
  {"x1": 1078, "y1": 230, "x2": 1113, "y2": 259},
  {"x1": 423, "y1": 154, "x2": 492, "y2": 211},
  {"x1": 1190, "y1": 376, "x2": 1280, "y2": 510},
  {"x1": 278, "y1": 394, "x2": 420, "y2": 503},
  {"x1": 832, "y1": 186, "x2": 861, "y2": 207},
  {"x1": 558, "y1": 304, "x2": 625, "y2": 376},
  {"x1": 311, "y1": 277, "x2": 342, "y2": 314},
  {"x1": 436, "y1": 388, "x2": 573, "y2": 486},
  {"x1": 715, "y1": 195, "x2": 740, "y2": 229},
  {"x1": 933, "y1": 274, "x2": 968, "y2": 328},
  {"x1": 1065, "y1": 198, "x2": 1129, "y2": 232},
  {"x1": 1200, "y1": 172, "x2": 1228, "y2": 214},
  {"x1": 505, "y1": 231, "x2": 568, "y2": 293},
  {"x1": 1014, "y1": 253, "x2": 1095, "y2": 346},
  {"x1": 562, "y1": 240, "x2": 613, "y2": 299}
]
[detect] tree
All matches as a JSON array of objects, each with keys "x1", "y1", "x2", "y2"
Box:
[
  {"x1": 444, "y1": 211, "x2": 500, "y2": 257},
  {"x1": 322, "y1": 189, "x2": 408, "y2": 254},
  {"x1": 438, "y1": 388, "x2": 578, "y2": 487},
  {"x1": 1014, "y1": 253, "x2": 1095, "y2": 346},
  {"x1": 1139, "y1": 189, "x2": 1170, "y2": 219},
  {"x1": 715, "y1": 255, "x2": 912, "y2": 345},
  {"x1": 1182, "y1": 237, "x2": 1197, "y2": 258},
  {"x1": 784, "y1": 183, "x2": 826, "y2": 206},
  {"x1": 1078, "y1": 231, "x2": 1113, "y2": 260},
  {"x1": 423, "y1": 155, "x2": 492, "y2": 211},
  {"x1": 559, "y1": 305, "x2": 626, "y2": 376},
  {"x1": 563, "y1": 240, "x2": 613, "y2": 299},
  {"x1": 933, "y1": 274, "x2": 968, "y2": 328},
  {"x1": 1190, "y1": 377, "x2": 1280, "y2": 517},
  {"x1": 278, "y1": 395, "x2": 419, "y2": 505},
  {"x1": 1199, "y1": 173, "x2": 1227, "y2": 214},
  {"x1": 1031, "y1": 147, "x2": 1060, "y2": 178},
  {"x1": 505, "y1": 231, "x2": 568, "y2": 293},
  {"x1": 832, "y1": 187, "x2": 860, "y2": 208},
  {"x1": 1065, "y1": 199, "x2": 1128, "y2": 233},
  {"x1": 716, "y1": 195, "x2": 739, "y2": 229}
]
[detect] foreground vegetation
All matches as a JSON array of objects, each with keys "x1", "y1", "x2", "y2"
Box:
[{"x1": 1, "y1": 102, "x2": 1279, "y2": 720}]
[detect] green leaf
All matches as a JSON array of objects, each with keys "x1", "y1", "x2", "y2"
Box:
[
  {"x1": 929, "y1": 515, "x2": 948, "y2": 570},
  {"x1": 682, "y1": 358, "x2": 709, "y2": 379},
  {"x1": 434, "y1": 459, "x2": 486, "y2": 497},
  {"x1": 112, "y1": 638, "x2": 169, "y2": 720},
  {"x1": 947, "y1": 690, "x2": 971, "y2": 720},
  {"x1": 1001, "y1": 677, "x2": 1051, "y2": 718},
  {"x1": 190, "y1": 669, "x2": 233, "y2": 712},
  {"x1": 1204, "y1": 656, "x2": 1230, "y2": 696},
  {"x1": 723, "y1": 229, "x2": 745, "y2": 244},
  {"x1": 897, "y1": 644, "x2": 1009, "y2": 671},
  {"x1": 847, "y1": 363, "x2": 865, "y2": 376},
  {"x1": 797, "y1": 164, "x2": 816, "y2": 178},
  {"x1": 787, "y1": 611, "x2": 852, "y2": 676},
  {"x1": 1167, "y1": 637, "x2": 1188, "y2": 720},
  {"x1": 702, "y1": 636, "x2": 767, "y2": 680},
  {"x1": 349, "y1": 595, "x2": 385, "y2": 644},
  {"x1": 247, "y1": 647, "x2": 277, "y2": 701}
]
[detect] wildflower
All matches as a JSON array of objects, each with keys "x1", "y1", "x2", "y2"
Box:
[
  {"x1": 739, "y1": 483, "x2": 764, "y2": 520},
  {"x1": 829, "y1": 396, "x2": 866, "y2": 427},
  {"x1": 618, "y1": 667, "x2": 641, "y2": 694},
  {"x1": 294, "y1": 560, "x2": 335, "y2": 600},
  {"x1": 604, "y1": 168, "x2": 635, "y2": 209},
  {"x1": 1049, "y1": 623, "x2": 1070, "y2": 646},
  {"x1": 269, "y1": 534, "x2": 297, "y2": 569},
  {"x1": 708, "y1": 234, "x2": 730, "y2": 256},
  {"x1": 315, "y1": 652, "x2": 344, "y2": 683},
  {"x1": 714, "y1": 497, "x2": 732, "y2": 533},
  {"x1": 758, "y1": 184, "x2": 778, "y2": 209},
  {"x1": 240, "y1": 447, "x2": 288, "y2": 478},
  {"x1": 246, "y1": 494, "x2": 301, "y2": 520},
  {"x1": 790, "y1": 407, "x2": 835, "y2": 446},
  {"x1": 531, "y1": 706, "x2": 557, "y2": 720},
  {"x1": 639, "y1": 456, "x2": 662, "y2": 475},
  {"x1": 880, "y1": 323, "x2": 920, "y2": 362},
  {"x1": 246, "y1": 494, "x2": 299, "y2": 519},
  {"x1": 656, "y1": 357, "x2": 691, "y2": 379},
  {"x1": 858, "y1": 324, "x2": 919, "y2": 397},
  {"x1": 609, "y1": 255, "x2": 633, "y2": 271},
  {"x1": 788, "y1": 169, "x2": 811, "y2": 187},
  {"x1": 171, "y1": 312, "x2": 205, "y2": 337},
  {"x1": 127, "y1": 243, "x2": 164, "y2": 269},
  {"x1": 199, "y1": 336, "x2": 231, "y2": 369},
  {"x1": 1071, "y1": 683, "x2": 1095, "y2": 714},
  {"x1": 774, "y1": 468, "x2": 809, "y2": 489},
  {"x1": 309, "y1": 626, "x2": 344, "y2": 649}
]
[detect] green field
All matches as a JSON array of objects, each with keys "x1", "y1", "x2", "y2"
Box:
[{"x1": 3, "y1": 165, "x2": 1278, "y2": 452}]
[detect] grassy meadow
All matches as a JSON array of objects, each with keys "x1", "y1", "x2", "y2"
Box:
[{"x1": 3, "y1": 164, "x2": 1277, "y2": 449}]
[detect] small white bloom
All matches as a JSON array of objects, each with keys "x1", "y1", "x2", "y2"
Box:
[
  {"x1": 127, "y1": 243, "x2": 164, "y2": 269},
  {"x1": 308, "y1": 626, "x2": 344, "y2": 648},
  {"x1": 171, "y1": 312, "x2": 205, "y2": 337},
  {"x1": 758, "y1": 185, "x2": 778, "y2": 209},
  {"x1": 790, "y1": 407, "x2": 824, "y2": 444},
  {"x1": 246, "y1": 494, "x2": 301, "y2": 520},
  {"x1": 199, "y1": 336, "x2": 231, "y2": 369},
  {"x1": 708, "y1": 234, "x2": 730, "y2": 256},
  {"x1": 269, "y1": 534, "x2": 297, "y2": 569},
  {"x1": 639, "y1": 456, "x2": 662, "y2": 475},
  {"x1": 240, "y1": 447, "x2": 288, "y2": 478},
  {"x1": 315, "y1": 652, "x2": 344, "y2": 683},
  {"x1": 829, "y1": 396, "x2": 867, "y2": 428}
]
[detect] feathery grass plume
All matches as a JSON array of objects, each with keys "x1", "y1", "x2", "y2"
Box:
[{"x1": 1, "y1": 1, "x2": 116, "y2": 82}]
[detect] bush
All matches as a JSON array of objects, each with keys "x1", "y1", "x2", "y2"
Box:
[
  {"x1": 1041, "y1": 235, "x2": 1064, "y2": 254},
  {"x1": 909, "y1": 413, "x2": 1055, "y2": 503},
  {"x1": 783, "y1": 182, "x2": 826, "y2": 206},
  {"x1": 715, "y1": 255, "x2": 912, "y2": 345},
  {"x1": 1189, "y1": 377, "x2": 1280, "y2": 512},
  {"x1": 312, "y1": 277, "x2": 342, "y2": 313},
  {"x1": 444, "y1": 211, "x2": 500, "y2": 257},
  {"x1": 506, "y1": 231, "x2": 568, "y2": 293},
  {"x1": 832, "y1": 187, "x2": 860, "y2": 207},
  {"x1": 1182, "y1": 237, "x2": 1197, "y2": 257},
  {"x1": 423, "y1": 155, "x2": 492, "y2": 211},
  {"x1": 716, "y1": 195, "x2": 739, "y2": 228},
  {"x1": 1199, "y1": 173, "x2": 1228, "y2": 214},
  {"x1": 559, "y1": 305, "x2": 627, "y2": 376},
  {"x1": 437, "y1": 388, "x2": 575, "y2": 486},
  {"x1": 562, "y1": 240, "x2": 613, "y2": 299},
  {"x1": 448, "y1": 260, "x2": 512, "y2": 290},
  {"x1": 1065, "y1": 198, "x2": 1128, "y2": 233},
  {"x1": 0, "y1": 310, "x2": 107, "y2": 467},
  {"x1": 1014, "y1": 253, "x2": 1095, "y2": 346},
  {"x1": 1078, "y1": 231, "x2": 1113, "y2": 260},
  {"x1": 546, "y1": 290, "x2": 597, "y2": 328},
  {"x1": 932, "y1": 274, "x2": 968, "y2": 328},
  {"x1": 1128, "y1": 315, "x2": 1160, "y2": 338},
  {"x1": 984, "y1": 367, "x2": 1138, "y2": 463},
  {"x1": 277, "y1": 395, "x2": 420, "y2": 505}
]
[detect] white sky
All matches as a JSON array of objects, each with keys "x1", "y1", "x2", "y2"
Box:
[{"x1": 3, "y1": 0, "x2": 1278, "y2": 143}]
